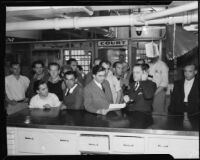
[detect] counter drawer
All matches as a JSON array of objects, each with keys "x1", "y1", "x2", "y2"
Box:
[
  {"x1": 147, "y1": 137, "x2": 199, "y2": 158},
  {"x1": 79, "y1": 135, "x2": 109, "y2": 153},
  {"x1": 17, "y1": 130, "x2": 44, "y2": 154},
  {"x1": 147, "y1": 138, "x2": 170, "y2": 154},
  {"x1": 112, "y1": 136, "x2": 145, "y2": 153},
  {"x1": 42, "y1": 132, "x2": 78, "y2": 155}
]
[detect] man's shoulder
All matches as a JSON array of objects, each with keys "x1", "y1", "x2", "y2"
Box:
[
  {"x1": 20, "y1": 75, "x2": 30, "y2": 81},
  {"x1": 5, "y1": 74, "x2": 13, "y2": 80},
  {"x1": 48, "y1": 93, "x2": 58, "y2": 98}
]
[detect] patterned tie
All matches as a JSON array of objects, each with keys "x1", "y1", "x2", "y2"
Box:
[
  {"x1": 134, "y1": 81, "x2": 140, "y2": 91},
  {"x1": 65, "y1": 89, "x2": 70, "y2": 96}
]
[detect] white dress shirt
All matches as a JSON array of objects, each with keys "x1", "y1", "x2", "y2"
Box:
[
  {"x1": 106, "y1": 73, "x2": 121, "y2": 103},
  {"x1": 5, "y1": 75, "x2": 30, "y2": 101},
  {"x1": 184, "y1": 78, "x2": 195, "y2": 102}
]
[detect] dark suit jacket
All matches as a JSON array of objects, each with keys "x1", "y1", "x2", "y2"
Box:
[
  {"x1": 84, "y1": 71, "x2": 93, "y2": 87},
  {"x1": 84, "y1": 80, "x2": 113, "y2": 114},
  {"x1": 168, "y1": 77, "x2": 199, "y2": 113},
  {"x1": 63, "y1": 84, "x2": 84, "y2": 110},
  {"x1": 124, "y1": 80, "x2": 157, "y2": 112}
]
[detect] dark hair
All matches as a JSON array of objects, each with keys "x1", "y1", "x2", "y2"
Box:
[
  {"x1": 32, "y1": 60, "x2": 44, "y2": 68},
  {"x1": 113, "y1": 61, "x2": 122, "y2": 68},
  {"x1": 137, "y1": 59, "x2": 145, "y2": 64},
  {"x1": 141, "y1": 63, "x2": 150, "y2": 71},
  {"x1": 35, "y1": 80, "x2": 48, "y2": 91},
  {"x1": 184, "y1": 62, "x2": 197, "y2": 70},
  {"x1": 99, "y1": 60, "x2": 111, "y2": 67},
  {"x1": 77, "y1": 65, "x2": 83, "y2": 71},
  {"x1": 67, "y1": 58, "x2": 77, "y2": 65},
  {"x1": 48, "y1": 62, "x2": 60, "y2": 70},
  {"x1": 92, "y1": 65, "x2": 106, "y2": 75},
  {"x1": 10, "y1": 61, "x2": 20, "y2": 68},
  {"x1": 133, "y1": 63, "x2": 145, "y2": 71},
  {"x1": 64, "y1": 71, "x2": 77, "y2": 79}
]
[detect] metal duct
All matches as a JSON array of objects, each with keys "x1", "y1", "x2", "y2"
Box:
[{"x1": 6, "y1": 13, "x2": 198, "y2": 31}]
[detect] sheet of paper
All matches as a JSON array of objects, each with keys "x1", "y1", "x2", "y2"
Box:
[{"x1": 108, "y1": 103, "x2": 126, "y2": 111}]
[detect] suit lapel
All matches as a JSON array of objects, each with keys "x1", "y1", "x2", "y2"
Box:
[
  {"x1": 188, "y1": 78, "x2": 197, "y2": 99},
  {"x1": 91, "y1": 80, "x2": 106, "y2": 99}
]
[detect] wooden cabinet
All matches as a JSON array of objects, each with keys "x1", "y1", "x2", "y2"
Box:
[
  {"x1": 6, "y1": 127, "x2": 199, "y2": 157},
  {"x1": 111, "y1": 136, "x2": 145, "y2": 153}
]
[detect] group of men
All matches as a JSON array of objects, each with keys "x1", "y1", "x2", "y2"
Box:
[{"x1": 5, "y1": 55, "x2": 199, "y2": 117}]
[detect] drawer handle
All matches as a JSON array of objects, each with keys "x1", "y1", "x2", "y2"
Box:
[
  {"x1": 88, "y1": 143, "x2": 98, "y2": 146},
  {"x1": 25, "y1": 137, "x2": 34, "y2": 140},
  {"x1": 158, "y1": 144, "x2": 168, "y2": 148},
  {"x1": 60, "y1": 139, "x2": 69, "y2": 142},
  {"x1": 123, "y1": 144, "x2": 134, "y2": 147}
]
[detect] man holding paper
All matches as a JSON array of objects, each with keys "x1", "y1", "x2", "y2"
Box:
[
  {"x1": 123, "y1": 64, "x2": 157, "y2": 113},
  {"x1": 84, "y1": 65, "x2": 113, "y2": 115}
]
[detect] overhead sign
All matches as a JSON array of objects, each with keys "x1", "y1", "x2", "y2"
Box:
[{"x1": 98, "y1": 40, "x2": 128, "y2": 47}]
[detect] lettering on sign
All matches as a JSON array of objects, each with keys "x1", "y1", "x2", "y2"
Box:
[{"x1": 98, "y1": 40, "x2": 128, "y2": 47}]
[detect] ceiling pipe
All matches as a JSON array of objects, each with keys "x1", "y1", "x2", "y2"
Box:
[
  {"x1": 6, "y1": 13, "x2": 198, "y2": 31},
  {"x1": 138, "y1": 1, "x2": 198, "y2": 21}
]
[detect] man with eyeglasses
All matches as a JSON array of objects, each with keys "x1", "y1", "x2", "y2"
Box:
[
  {"x1": 99, "y1": 60, "x2": 122, "y2": 104},
  {"x1": 84, "y1": 65, "x2": 113, "y2": 115},
  {"x1": 61, "y1": 71, "x2": 84, "y2": 110}
]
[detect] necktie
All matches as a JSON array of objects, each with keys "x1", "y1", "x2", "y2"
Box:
[
  {"x1": 65, "y1": 89, "x2": 70, "y2": 96},
  {"x1": 134, "y1": 82, "x2": 140, "y2": 91},
  {"x1": 101, "y1": 84, "x2": 105, "y2": 93}
]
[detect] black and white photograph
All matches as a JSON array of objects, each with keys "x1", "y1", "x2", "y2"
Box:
[{"x1": 2, "y1": 1, "x2": 199, "y2": 159}]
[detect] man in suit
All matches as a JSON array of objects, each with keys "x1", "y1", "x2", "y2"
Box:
[
  {"x1": 61, "y1": 71, "x2": 84, "y2": 110},
  {"x1": 168, "y1": 63, "x2": 199, "y2": 114},
  {"x1": 84, "y1": 65, "x2": 113, "y2": 115},
  {"x1": 123, "y1": 64, "x2": 157, "y2": 113},
  {"x1": 84, "y1": 58, "x2": 101, "y2": 86}
]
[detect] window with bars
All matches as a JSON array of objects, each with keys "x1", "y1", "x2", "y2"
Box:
[{"x1": 64, "y1": 50, "x2": 92, "y2": 74}]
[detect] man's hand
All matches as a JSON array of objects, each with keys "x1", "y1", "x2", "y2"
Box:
[
  {"x1": 43, "y1": 104, "x2": 51, "y2": 109},
  {"x1": 23, "y1": 98, "x2": 29, "y2": 103},
  {"x1": 60, "y1": 104, "x2": 67, "y2": 110},
  {"x1": 123, "y1": 95, "x2": 130, "y2": 103}
]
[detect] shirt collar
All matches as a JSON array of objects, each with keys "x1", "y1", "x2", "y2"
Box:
[
  {"x1": 185, "y1": 77, "x2": 195, "y2": 83},
  {"x1": 66, "y1": 84, "x2": 78, "y2": 94},
  {"x1": 48, "y1": 76, "x2": 61, "y2": 83},
  {"x1": 93, "y1": 79, "x2": 102, "y2": 89}
]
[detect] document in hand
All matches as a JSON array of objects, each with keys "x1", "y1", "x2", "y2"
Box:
[{"x1": 108, "y1": 103, "x2": 126, "y2": 111}]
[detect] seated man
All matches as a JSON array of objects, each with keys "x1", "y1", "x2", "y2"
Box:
[
  {"x1": 29, "y1": 80, "x2": 61, "y2": 109},
  {"x1": 62, "y1": 71, "x2": 84, "y2": 110},
  {"x1": 168, "y1": 63, "x2": 199, "y2": 115},
  {"x1": 84, "y1": 65, "x2": 113, "y2": 115},
  {"x1": 5, "y1": 62, "x2": 30, "y2": 115},
  {"x1": 123, "y1": 64, "x2": 157, "y2": 113}
]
